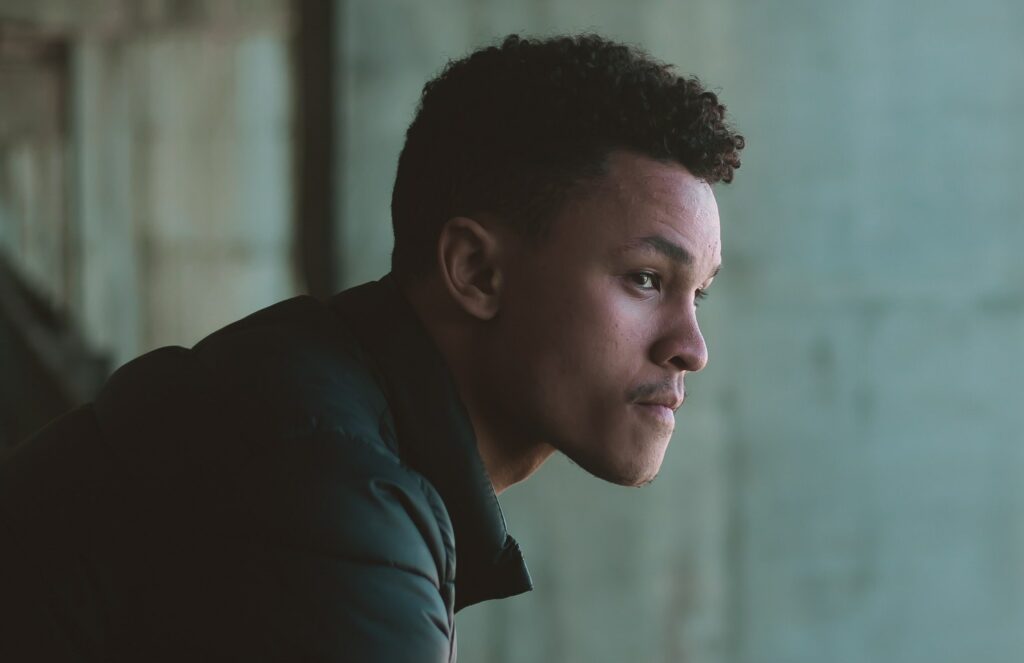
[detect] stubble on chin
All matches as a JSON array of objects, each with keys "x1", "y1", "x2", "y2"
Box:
[{"x1": 558, "y1": 431, "x2": 670, "y2": 488}]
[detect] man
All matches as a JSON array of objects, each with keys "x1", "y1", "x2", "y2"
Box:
[{"x1": 0, "y1": 34, "x2": 743, "y2": 661}]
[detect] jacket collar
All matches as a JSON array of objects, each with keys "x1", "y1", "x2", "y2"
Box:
[{"x1": 328, "y1": 274, "x2": 532, "y2": 611}]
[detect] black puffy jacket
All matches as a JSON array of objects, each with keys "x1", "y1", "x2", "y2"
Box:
[{"x1": 0, "y1": 275, "x2": 532, "y2": 662}]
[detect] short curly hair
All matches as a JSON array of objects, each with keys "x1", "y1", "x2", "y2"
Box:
[{"x1": 391, "y1": 33, "x2": 744, "y2": 281}]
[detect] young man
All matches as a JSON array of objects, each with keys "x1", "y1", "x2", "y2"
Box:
[{"x1": 0, "y1": 34, "x2": 743, "y2": 661}]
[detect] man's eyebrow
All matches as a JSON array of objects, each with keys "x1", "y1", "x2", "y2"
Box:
[
  {"x1": 620, "y1": 235, "x2": 722, "y2": 279},
  {"x1": 622, "y1": 235, "x2": 694, "y2": 266}
]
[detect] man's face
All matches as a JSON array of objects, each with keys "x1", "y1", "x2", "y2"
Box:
[{"x1": 484, "y1": 150, "x2": 722, "y2": 486}]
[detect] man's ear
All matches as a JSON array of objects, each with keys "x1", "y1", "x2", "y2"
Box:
[{"x1": 436, "y1": 216, "x2": 504, "y2": 321}]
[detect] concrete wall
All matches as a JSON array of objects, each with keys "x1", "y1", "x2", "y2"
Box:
[
  {"x1": 336, "y1": 1, "x2": 1024, "y2": 662},
  {"x1": 1, "y1": 0, "x2": 297, "y2": 368},
  {"x1": 77, "y1": 19, "x2": 297, "y2": 365},
  {"x1": 3, "y1": 0, "x2": 1021, "y2": 659}
]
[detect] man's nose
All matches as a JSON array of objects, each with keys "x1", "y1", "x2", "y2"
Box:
[{"x1": 650, "y1": 307, "x2": 708, "y2": 373}]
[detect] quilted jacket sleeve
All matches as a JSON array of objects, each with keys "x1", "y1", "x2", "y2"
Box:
[{"x1": 205, "y1": 429, "x2": 458, "y2": 662}]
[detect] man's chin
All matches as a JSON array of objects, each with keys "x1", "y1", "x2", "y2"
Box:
[
  {"x1": 560, "y1": 440, "x2": 668, "y2": 487},
  {"x1": 610, "y1": 465, "x2": 661, "y2": 488}
]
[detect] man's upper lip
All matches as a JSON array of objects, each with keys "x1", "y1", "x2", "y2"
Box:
[{"x1": 638, "y1": 395, "x2": 684, "y2": 411}]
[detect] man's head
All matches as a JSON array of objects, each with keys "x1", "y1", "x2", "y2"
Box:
[{"x1": 393, "y1": 34, "x2": 744, "y2": 489}]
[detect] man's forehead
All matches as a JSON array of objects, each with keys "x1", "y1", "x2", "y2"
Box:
[
  {"x1": 603, "y1": 150, "x2": 711, "y2": 187},
  {"x1": 589, "y1": 157, "x2": 717, "y2": 220},
  {"x1": 548, "y1": 151, "x2": 721, "y2": 258}
]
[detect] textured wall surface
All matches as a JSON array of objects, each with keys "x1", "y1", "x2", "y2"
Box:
[
  {"x1": 3, "y1": 0, "x2": 1022, "y2": 659},
  {"x1": 335, "y1": 1, "x2": 1024, "y2": 662},
  {"x1": 1, "y1": 0, "x2": 297, "y2": 367},
  {"x1": 75, "y1": 6, "x2": 297, "y2": 365}
]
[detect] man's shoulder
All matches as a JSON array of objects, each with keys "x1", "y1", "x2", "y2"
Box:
[
  {"x1": 90, "y1": 293, "x2": 404, "y2": 480},
  {"x1": 222, "y1": 423, "x2": 456, "y2": 590},
  {"x1": 193, "y1": 294, "x2": 372, "y2": 397},
  {"x1": 90, "y1": 293, "x2": 455, "y2": 575},
  {"x1": 122, "y1": 296, "x2": 387, "y2": 431}
]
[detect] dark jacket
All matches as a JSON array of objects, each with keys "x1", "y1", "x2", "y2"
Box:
[{"x1": 0, "y1": 275, "x2": 532, "y2": 662}]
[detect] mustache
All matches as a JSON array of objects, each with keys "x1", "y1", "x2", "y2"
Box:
[{"x1": 626, "y1": 378, "x2": 684, "y2": 403}]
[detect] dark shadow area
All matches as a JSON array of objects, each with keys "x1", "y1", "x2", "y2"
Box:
[
  {"x1": 294, "y1": 0, "x2": 338, "y2": 297},
  {"x1": 0, "y1": 257, "x2": 108, "y2": 448}
]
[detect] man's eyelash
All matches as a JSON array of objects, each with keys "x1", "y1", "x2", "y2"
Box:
[
  {"x1": 629, "y1": 274, "x2": 710, "y2": 305},
  {"x1": 631, "y1": 272, "x2": 661, "y2": 290}
]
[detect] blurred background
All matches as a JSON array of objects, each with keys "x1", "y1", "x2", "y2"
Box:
[{"x1": 1, "y1": 0, "x2": 1022, "y2": 661}]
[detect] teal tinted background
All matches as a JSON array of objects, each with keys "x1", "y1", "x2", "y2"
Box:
[
  {"x1": 1, "y1": 1, "x2": 1021, "y2": 660},
  {"x1": 335, "y1": 2, "x2": 1024, "y2": 662}
]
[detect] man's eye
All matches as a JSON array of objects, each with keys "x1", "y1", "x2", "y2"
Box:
[
  {"x1": 695, "y1": 288, "x2": 709, "y2": 307},
  {"x1": 629, "y1": 272, "x2": 661, "y2": 291}
]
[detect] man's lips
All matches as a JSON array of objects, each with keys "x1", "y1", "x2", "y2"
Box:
[
  {"x1": 636, "y1": 394, "x2": 684, "y2": 411},
  {"x1": 627, "y1": 381, "x2": 685, "y2": 412},
  {"x1": 634, "y1": 401, "x2": 678, "y2": 426}
]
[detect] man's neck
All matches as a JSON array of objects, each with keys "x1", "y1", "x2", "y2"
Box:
[
  {"x1": 401, "y1": 277, "x2": 556, "y2": 495},
  {"x1": 469, "y1": 414, "x2": 556, "y2": 495}
]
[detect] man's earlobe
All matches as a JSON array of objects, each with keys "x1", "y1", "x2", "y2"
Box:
[{"x1": 437, "y1": 216, "x2": 503, "y2": 321}]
